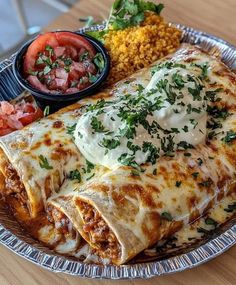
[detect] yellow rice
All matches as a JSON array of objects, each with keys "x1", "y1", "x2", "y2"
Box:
[{"x1": 104, "y1": 12, "x2": 182, "y2": 85}]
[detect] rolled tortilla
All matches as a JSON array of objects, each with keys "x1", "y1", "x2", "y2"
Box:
[{"x1": 73, "y1": 142, "x2": 236, "y2": 265}]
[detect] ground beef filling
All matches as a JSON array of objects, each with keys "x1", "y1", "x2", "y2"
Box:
[
  {"x1": 78, "y1": 201, "x2": 121, "y2": 261},
  {"x1": 47, "y1": 205, "x2": 77, "y2": 240},
  {"x1": 2, "y1": 163, "x2": 28, "y2": 207}
]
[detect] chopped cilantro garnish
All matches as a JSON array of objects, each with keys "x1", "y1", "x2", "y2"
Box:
[
  {"x1": 198, "y1": 178, "x2": 212, "y2": 187},
  {"x1": 161, "y1": 135, "x2": 175, "y2": 156},
  {"x1": 222, "y1": 130, "x2": 236, "y2": 144},
  {"x1": 86, "y1": 173, "x2": 95, "y2": 180},
  {"x1": 192, "y1": 172, "x2": 199, "y2": 178},
  {"x1": 197, "y1": 158, "x2": 203, "y2": 166},
  {"x1": 88, "y1": 73, "x2": 99, "y2": 83},
  {"x1": 175, "y1": 181, "x2": 182, "y2": 187},
  {"x1": 224, "y1": 202, "x2": 236, "y2": 212},
  {"x1": 91, "y1": 117, "x2": 108, "y2": 133},
  {"x1": 80, "y1": 51, "x2": 89, "y2": 61},
  {"x1": 208, "y1": 130, "x2": 221, "y2": 140},
  {"x1": 43, "y1": 65, "x2": 51, "y2": 75},
  {"x1": 197, "y1": 227, "x2": 211, "y2": 236},
  {"x1": 100, "y1": 138, "x2": 120, "y2": 150},
  {"x1": 130, "y1": 169, "x2": 140, "y2": 176},
  {"x1": 205, "y1": 217, "x2": 218, "y2": 228},
  {"x1": 118, "y1": 153, "x2": 142, "y2": 170},
  {"x1": 64, "y1": 58, "x2": 73, "y2": 66},
  {"x1": 177, "y1": 141, "x2": 194, "y2": 150},
  {"x1": 207, "y1": 118, "x2": 222, "y2": 130},
  {"x1": 190, "y1": 118, "x2": 198, "y2": 129},
  {"x1": 45, "y1": 45, "x2": 54, "y2": 57},
  {"x1": 172, "y1": 72, "x2": 185, "y2": 89},
  {"x1": 64, "y1": 66, "x2": 70, "y2": 73},
  {"x1": 207, "y1": 105, "x2": 231, "y2": 120},
  {"x1": 153, "y1": 168, "x2": 157, "y2": 175},
  {"x1": 68, "y1": 169, "x2": 81, "y2": 182},
  {"x1": 142, "y1": 141, "x2": 159, "y2": 164},
  {"x1": 161, "y1": 212, "x2": 173, "y2": 221},
  {"x1": 205, "y1": 88, "x2": 222, "y2": 102},
  {"x1": 93, "y1": 53, "x2": 105, "y2": 72},
  {"x1": 127, "y1": 141, "x2": 141, "y2": 154},
  {"x1": 85, "y1": 160, "x2": 95, "y2": 173},
  {"x1": 38, "y1": 155, "x2": 53, "y2": 170},
  {"x1": 191, "y1": 62, "x2": 209, "y2": 80},
  {"x1": 66, "y1": 124, "x2": 76, "y2": 136}
]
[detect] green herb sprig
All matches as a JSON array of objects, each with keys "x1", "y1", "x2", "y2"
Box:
[{"x1": 38, "y1": 155, "x2": 53, "y2": 170}]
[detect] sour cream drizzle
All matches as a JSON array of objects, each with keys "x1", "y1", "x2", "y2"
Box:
[{"x1": 74, "y1": 62, "x2": 208, "y2": 170}]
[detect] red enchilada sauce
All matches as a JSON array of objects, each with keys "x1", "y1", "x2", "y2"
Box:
[{"x1": 24, "y1": 32, "x2": 104, "y2": 94}]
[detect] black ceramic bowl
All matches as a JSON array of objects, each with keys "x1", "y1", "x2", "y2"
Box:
[{"x1": 13, "y1": 31, "x2": 110, "y2": 112}]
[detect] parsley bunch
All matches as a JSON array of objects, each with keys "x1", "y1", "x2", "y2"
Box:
[
  {"x1": 86, "y1": 0, "x2": 164, "y2": 41},
  {"x1": 109, "y1": 0, "x2": 164, "y2": 30}
]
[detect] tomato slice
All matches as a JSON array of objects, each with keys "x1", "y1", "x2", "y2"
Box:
[
  {"x1": 24, "y1": 32, "x2": 59, "y2": 74},
  {"x1": 55, "y1": 32, "x2": 96, "y2": 58}
]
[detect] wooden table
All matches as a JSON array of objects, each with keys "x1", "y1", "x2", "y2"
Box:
[{"x1": 1, "y1": 0, "x2": 236, "y2": 284}]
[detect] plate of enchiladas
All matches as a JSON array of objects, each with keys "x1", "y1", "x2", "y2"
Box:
[{"x1": 0, "y1": 0, "x2": 235, "y2": 279}]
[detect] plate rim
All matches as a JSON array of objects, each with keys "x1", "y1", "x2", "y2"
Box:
[{"x1": 0, "y1": 24, "x2": 235, "y2": 279}]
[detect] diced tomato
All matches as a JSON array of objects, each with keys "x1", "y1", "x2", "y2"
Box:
[
  {"x1": 0, "y1": 100, "x2": 43, "y2": 136},
  {"x1": 86, "y1": 62, "x2": 97, "y2": 74},
  {"x1": 54, "y1": 46, "x2": 66, "y2": 57},
  {"x1": 55, "y1": 32, "x2": 96, "y2": 57},
  {"x1": 6, "y1": 117, "x2": 23, "y2": 129},
  {"x1": 68, "y1": 69, "x2": 80, "y2": 81},
  {"x1": 0, "y1": 101, "x2": 15, "y2": 115},
  {"x1": 72, "y1": 62, "x2": 86, "y2": 73},
  {"x1": 77, "y1": 76, "x2": 90, "y2": 90},
  {"x1": 55, "y1": 68, "x2": 68, "y2": 81},
  {"x1": 27, "y1": 75, "x2": 50, "y2": 92},
  {"x1": 54, "y1": 78, "x2": 68, "y2": 90}
]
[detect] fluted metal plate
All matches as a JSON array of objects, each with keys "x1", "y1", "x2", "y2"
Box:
[{"x1": 0, "y1": 24, "x2": 236, "y2": 279}]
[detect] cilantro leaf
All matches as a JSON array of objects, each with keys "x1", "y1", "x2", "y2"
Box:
[
  {"x1": 222, "y1": 130, "x2": 236, "y2": 144},
  {"x1": 38, "y1": 155, "x2": 53, "y2": 170},
  {"x1": 68, "y1": 169, "x2": 81, "y2": 182},
  {"x1": 161, "y1": 212, "x2": 173, "y2": 221},
  {"x1": 100, "y1": 138, "x2": 121, "y2": 150}
]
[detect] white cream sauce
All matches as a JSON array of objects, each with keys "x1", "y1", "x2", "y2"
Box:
[{"x1": 74, "y1": 64, "x2": 207, "y2": 169}]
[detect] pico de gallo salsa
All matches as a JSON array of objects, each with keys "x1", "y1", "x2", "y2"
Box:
[
  {"x1": 23, "y1": 32, "x2": 105, "y2": 94},
  {"x1": 0, "y1": 100, "x2": 43, "y2": 136}
]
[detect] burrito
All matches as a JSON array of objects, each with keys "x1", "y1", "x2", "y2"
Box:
[{"x1": 0, "y1": 104, "x2": 87, "y2": 217}]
